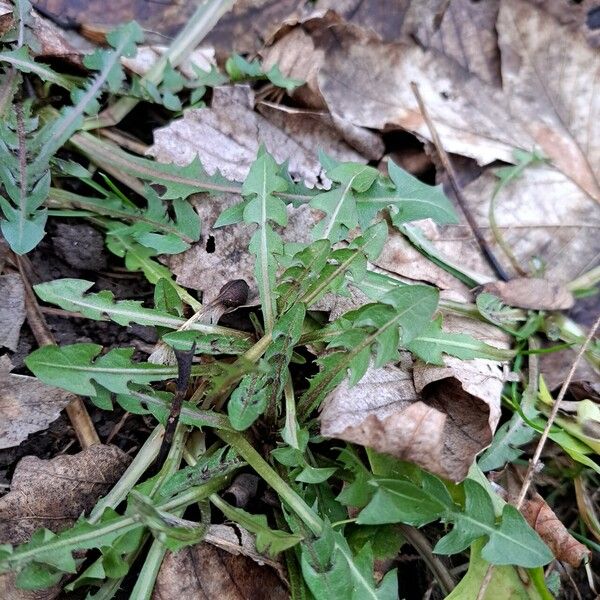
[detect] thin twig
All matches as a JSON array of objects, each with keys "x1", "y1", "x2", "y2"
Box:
[
  {"x1": 516, "y1": 312, "x2": 600, "y2": 508},
  {"x1": 477, "y1": 313, "x2": 600, "y2": 600},
  {"x1": 398, "y1": 524, "x2": 455, "y2": 596},
  {"x1": 410, "y1": 82, "x2": 509, "y2": 281},
  {"x1": 14, "y1": 253, "x2": 100, "y2": 448}
]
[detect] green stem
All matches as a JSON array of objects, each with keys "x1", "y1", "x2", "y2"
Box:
[
  {"x1": 89, "y1": 425, "x2": 164, "y2": 523},
  {"x1": 216, "y1": 429, "x2": 323, "y2": 536},
  {"x1": 83, "y1": 0, "x2": 236, "y2": 130}
]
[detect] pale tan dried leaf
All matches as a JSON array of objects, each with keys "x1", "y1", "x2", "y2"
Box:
[
  {"x1": 320, "y1": 338, "x2": 503, "y2": 483},
  {"x1": 257, "y1": 102, "x2": 383, "y2": 162},
  {"x1": 318, "y1": 24, "x2": 532, "y2": 166},
  {"x1": 0, "y1": 274, "x2": 25, "y2": 352},
  {"x1": 520, "y1": 493, "x2": 590, "y2": 567},
  {"x1": 416, "y1": 0, "x2": 501, "y2": 86},
  {"x1": 153, "y1": 539, "x2": 288, "y2": 600},
  {"x1": 482, "y1": 278, "x2": 575, "y2": 310},
  {"x1": 317, "y1": 0, "x2": 600, "y2": 208},
  {"x1": 0, "y1": 445, "x2": 130, "y2": 600},
  {"x1": 121, "y1": 46, "x2": 216, "y2": 79},
  {"x1": 162, "y1": 194, "x2": 318, "y2": 297},
  {"x1": 497, "y1": 0, "x2": 600, "y2": 203},
  {"x1": 430, "y1": 165, "x2": 600, "y2": 283},
  {"x1": 148, "y1": 85, "x2": 367, "y2": 186},
  {"x1": 0, "y1": 357, "x2": 75, "y2": 449}
]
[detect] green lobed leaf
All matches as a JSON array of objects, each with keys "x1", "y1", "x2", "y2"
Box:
[
  {"x1": 213, "y1": 495, "x2": 303, "y2": 556},
  {"x1": 300, "y1": 525, "x2": 397, "y2": 600},
  {"x1": 407, "y1": 315, "x2": 510, "y2": 364},
  {"x1": 25, "y1": 343, "x2": 179, "y2": 396},
  {"x1": 357, "y1": 159, "x2": 458, "y2": 230},
  {"x1": 357, "y1": 476, "x2": 553, "y2": 568},
  {"x1": 310, "y1": 158, "x2": 380, "y2": 243},
  {"x1": 33, "y1": 278, "x2": 246, "y2": 340},
  {"x1": 300, "y1": 284, "x2": 438, "y2": 415}
]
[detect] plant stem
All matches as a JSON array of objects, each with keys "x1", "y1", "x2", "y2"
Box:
[
  {"x1": 84, "y1": 0, "x2": 235, "y2": 130},
  {"x1": 216, "y1": 429, "x2": 323, "y2": 536},
  {"x1": 89, "y1": 425, "x2": 164, "y2": 523}
]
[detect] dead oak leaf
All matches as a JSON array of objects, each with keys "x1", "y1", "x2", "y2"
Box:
[
  {"x1": 148, "y1": 85, "x2": 366, "y2": 186},
  {"x1": 0, "y1": 444, "x2": 130, "y2": 600},
  {"x1": 520, "y1": 493, "x2": 590, "y2": 568},
  {"x1": 320, "y1": 343, "x2": 503, "y2": 483},
  {"x1": 153, "y1": 539, "x2": 288, "y2": 600},
  {"x1": 0, "y1": 356, "x2": 75, "y2": 450},
  {"x1": 433, "y1": 164, "x2": 600, "y2": 283},
  {"x1": 317, "y1": 0, "x2": 600, "y2": 206}
]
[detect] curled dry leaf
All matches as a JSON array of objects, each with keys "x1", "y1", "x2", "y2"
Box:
[
  {"x1": 482, "y1": 279, "x2": 575, "y2": 311},
  {"x1": 0, "y1": 274, "x2": 25, "y2": 352},
  {"x1": 0, "y1": 444, "x2": 130, "y2": 599},
  {"x1": 519, "y1": 493, "x2": 590, "y2": 568},
  {"x1": 321, "y1": 328, "x2": 504, "y2": 483},
  {"x1": 153, "y1": 536, "x2": 288, "y2": 600},
  {"x1": 148, "y1": 85, "x2": 366, "y2": 186},
  {"x1": 0, "y1": 356, "x2": 76, "y2": 449}
]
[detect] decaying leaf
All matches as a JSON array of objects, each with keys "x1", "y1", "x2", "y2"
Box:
[
  {"x1": 519, "y1": 493, "x2": 590, "y2": 568},
  {"x1": 0, "y1": 356, "x2": 76, "y2": 449},
  {"x1": 320, "y1": 340, "x2": 503, "y2": 483},
  {"x1": 153, "y1": 538, "x2": 288, "y2": 600},
  {"x1": 0, "y1": 445, "x2": 130, "y2": 599},
  {"x1": 482, "y1": 278, "x2": 574, "y2": 310},
  {"x1": 539, "y1": 348, "x2": 600, "y2": 395},
  {"x1": 0, "y1": 274, "x2": 25, "y2": 352},
  {"x1": 317, "y1": 0, "x2": 600, "y2": 201},
  {"x1": 148, "y1": 85, "x2": 366, "y2": 186}
]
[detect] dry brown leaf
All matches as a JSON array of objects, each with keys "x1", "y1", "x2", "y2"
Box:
[
  {"x1": 0, "y1": 274, "x2": 25, "y2": 352},
  {"x1": 482, "y1": 278, "x2": 575, "y2": 310},
  {"x1": 320, "y1": 332, "x2": 504, "y2": 483},
  {"x1": 0, "y1": 356, "x2": 76, "y2": 449},
  {"x1": 437, "y1": 165, "x2": 600, "y2": 283},
  {"x1": 257, "y1": 102, "x2": 383, "y2": 162},
  {"x1": 0, "y1": 444, "x2": 130, "y2": 599},
  {"x1": 415, "y1": 0, "x2": 501, "y2": 86},
  {"x1": 153, "y1": 539, "x2": 288, "y2": 600},
  {"x1": 520, "y1": 493, "x2": 590, "y2": 568},
  {"x1": 539, "y1": 348, "x2": 600, "y2": 395},
  {"x1": 148, "y1": 85, "x2": 367, "y2": 186},
  {"x1": 317, "y1": 0, "x2": 600, "y2": 207}
]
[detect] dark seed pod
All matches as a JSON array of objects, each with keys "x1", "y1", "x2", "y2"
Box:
[{"x1": 217, "y1": 279, "x2": 249, "y2": 308}]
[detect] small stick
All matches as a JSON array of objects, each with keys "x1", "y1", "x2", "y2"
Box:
[
  {"x1": 410, "y1": 82, "x2": 509, "y2": 282},
  {"x1": 477, "y1": 313, "x2": 600, "y2": 600},
  {"x1": 516, "y1": 312, "x2": 600, "y2": 508},
  {"x1": 14, "y1": 253, "x2": 100, "y2": 448}
]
